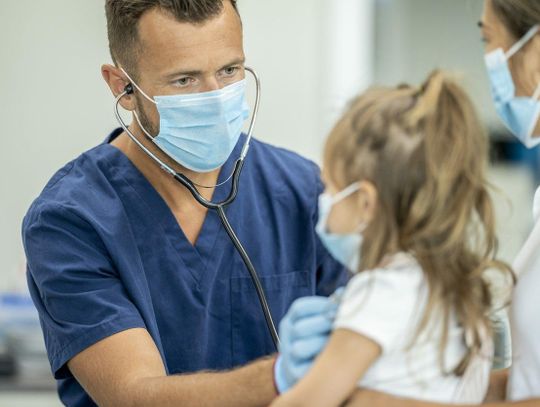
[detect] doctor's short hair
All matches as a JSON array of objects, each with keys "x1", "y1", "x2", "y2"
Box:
[
  {"x1": 105, "y1": 0, "x2": 239, "y2": 76},
  {"x1": 491, "y1": 0, "x2": 540, "y2": 39}
]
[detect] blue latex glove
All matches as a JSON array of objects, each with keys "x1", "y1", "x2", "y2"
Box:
[{"x1": 274, "y1": 289, "x2": 344, "y2": 393}]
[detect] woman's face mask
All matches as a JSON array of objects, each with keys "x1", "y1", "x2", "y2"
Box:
[
  {"x1": 484, "y1": 24, "x2": 540, "y2": 148},
  {"x1": 122, "y1": 68, "x2": 250, "y2": 173}
]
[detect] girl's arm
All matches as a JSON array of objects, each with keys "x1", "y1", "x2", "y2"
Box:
[
  {"x1": 485, "y1": 369, "x2": 509, "y2": 402},
  {"x1": 345, "y1": 392, "x2": 540, "y2": 407},
  {"x1": 270, "y1": 328, "x2": 381, "y2": 407},
  {"x1": 484, "y1": 369, "x2": 508, "y2": 402},
  {"x1": 344, "y1": 370, "x2": 538, "y2": 407}
]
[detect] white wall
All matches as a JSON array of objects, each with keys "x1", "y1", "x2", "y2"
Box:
[
  {"x1": 240, "y1": 0, "x2": 374, "y2": 159},
  {"x1": 374, "y1": 0, "x2": 499, "y2": 127},
  {"x1": 0, "y1": 0, "x2": 374, "y2": 291},
  {"x1": 1, "y1": 1, "x2": 114, "y2": 291}
]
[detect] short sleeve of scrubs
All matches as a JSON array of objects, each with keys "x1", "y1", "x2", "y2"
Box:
[{"x1": 23, "y1": 203, "x2": 146, "y2": 379}]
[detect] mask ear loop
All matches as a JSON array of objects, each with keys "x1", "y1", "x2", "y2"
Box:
[
  {"x1": 326, "y1": 182, "x2": 368, "y2": 233},
  {"x1": 356, "y1": 221, "x2": 368, "y2": 234},
  {"x1": 532, "y1": 83, "x2": 540, "y2": 101},
  {"x1": 525, "y1": 41, "x2": 540, "y2": 140},
  {"x1": 524, "y1": 84, "x2": 540, "y2": 142},
  {"x1": 503, "y1": 26, "x2": 540, "y2": 142},
  {"x1": 330, "y1": 182, "x2": 361, "y2": 204},
  {"x1": 120, "y1": 68, "x2": 157, "y2": 105},
  {"x1": 505, "y1": 24, "x2": 540, "y2": 59}
]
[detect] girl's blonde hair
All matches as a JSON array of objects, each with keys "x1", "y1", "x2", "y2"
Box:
[{"x1": 324, "y1": 70, "x2": 513, "y2": 375}]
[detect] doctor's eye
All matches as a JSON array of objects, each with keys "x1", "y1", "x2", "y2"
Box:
[
  {"x1": 173, "y1": 77, "x2": 195, "y2": 88},
  {"x1": 221, "y1": 66, "x2": 240, "y2": 77}
]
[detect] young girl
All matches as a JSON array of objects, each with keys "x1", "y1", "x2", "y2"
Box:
[{"x1": 271, "y1": 71, "x2": 513, "y2": 406}]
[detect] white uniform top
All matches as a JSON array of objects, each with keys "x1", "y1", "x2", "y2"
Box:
[
  {"x1": 333, "y1": 253, "x2": 492, "y2": 403},
  {"x1": 508, "y1": 187, "x2": 540, "y2": 400}
]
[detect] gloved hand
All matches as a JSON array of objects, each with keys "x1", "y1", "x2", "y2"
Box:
[{"x1": 273, "y1": 289, "x2": 344, "y2": 394}]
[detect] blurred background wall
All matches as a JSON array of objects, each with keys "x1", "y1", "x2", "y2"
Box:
[
  {"x1": 0, "y1": 0, "x2": 537, "y2": 404},
  {"x1": 0, "y1": 0, "x2": 374, "y2": 292}
]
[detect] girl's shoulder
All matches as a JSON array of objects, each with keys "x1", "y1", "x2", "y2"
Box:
[
  {"x1": 346, "y1": 252, "x2": 424, "y2": 292},
  {"x1": 335, "y1": 252, "x2": 429, "y2": 352}
]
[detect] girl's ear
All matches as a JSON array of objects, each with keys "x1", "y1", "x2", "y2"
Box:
[{"x1": 357, "y1": 181, "x2": 378, "y2": 224}]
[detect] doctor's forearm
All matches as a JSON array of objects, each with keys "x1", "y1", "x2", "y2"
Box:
[
  {"x1": 128, "y1": 357, "x2": 277, "y2": 407},
  {"x1": 69, "y1": 328, "x2": 278, "y2": 406}
]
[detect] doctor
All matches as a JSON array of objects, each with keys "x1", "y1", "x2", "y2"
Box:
[
  {"x1": 22, "y1": 1, "x2": 346, "y2": 406},
  {"x1": 284, "y1": 0, "x2": 540, "y2": 405}
]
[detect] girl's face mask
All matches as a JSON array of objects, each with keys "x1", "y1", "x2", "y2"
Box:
[{"x1": 315, "y1": 183, "x2": 366, "y2": 272}]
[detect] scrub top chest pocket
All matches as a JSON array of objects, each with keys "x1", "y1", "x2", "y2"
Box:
[{"x1": 230, "y1": 270, "x2": 312, "y2": 366}]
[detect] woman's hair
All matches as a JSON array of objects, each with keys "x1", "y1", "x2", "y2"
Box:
[
  {"x1": 491, "y1": 0, "x2": 540, "y2": 39},
  {"x1": 324, "y1": 70, "x2": 514, "y2": 375}
]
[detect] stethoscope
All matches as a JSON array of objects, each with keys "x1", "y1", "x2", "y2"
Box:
[{"x1": 113, "y1": 67, "x2": 280, "y2": 349}]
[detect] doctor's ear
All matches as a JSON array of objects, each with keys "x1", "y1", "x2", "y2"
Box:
[
  {"x1": 101, "y1": 64, "x2": 136, "y2": 111},
  {"x1": 356, "y1": 181, "x2": 378, "y2": 223}
]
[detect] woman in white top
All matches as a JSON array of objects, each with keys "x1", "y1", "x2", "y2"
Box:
[
  {"x1": 345, "y1": 1, "x2": 540, "y2": 405},
  {"x1": 483, "y1": 1, "x2": 540, "y2": 400},
  {"x1": 270, "y1": 70, "x2": 512, "y2": 407}
]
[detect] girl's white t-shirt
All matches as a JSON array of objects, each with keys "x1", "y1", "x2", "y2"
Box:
[
  {"x1": 508, "y1": 186, "x2": 540, "y2": 400},
  {"x1": 333, "y1": 252, "x2": 492, "y2": 403}
]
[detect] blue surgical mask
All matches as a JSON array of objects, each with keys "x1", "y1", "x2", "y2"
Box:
[
  {"x1": 485, "y1": 25, "x2": 540, "y2": 148},
  {"x1": 122, "y1": 68, "x2": 250, "y2": 173},
  {"x1": 315, "y1": 183, "x2": 365, "y2": 272}
]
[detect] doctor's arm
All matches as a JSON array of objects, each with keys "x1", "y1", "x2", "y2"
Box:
[
  {"x1": 270, "y1": 328, "x2": 381, "y2": 407},
  {"x1": 68, "y1": 328, "x2": 277, "y2": 407},
  {"x1": 24, "y1": 204, "x2": 277, "y2": 407},
  {"x1": 71, "y1": 294, "x2": 341, "y2": 407}
]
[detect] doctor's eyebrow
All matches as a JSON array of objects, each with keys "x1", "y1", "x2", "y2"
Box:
[
  {"x1": 217, "y1": 57, "x2": 246, "y2": 72},
  {"x1": 164, "y1": 68, "x2": 204, "y2": 79},
  {"x1": 164, "y1": 58, "x2": 246, "y2": 80}
]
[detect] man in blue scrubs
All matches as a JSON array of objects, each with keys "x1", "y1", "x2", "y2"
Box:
[{"x1": 22, "y1": 1, "x2": 346, "y2": 405}]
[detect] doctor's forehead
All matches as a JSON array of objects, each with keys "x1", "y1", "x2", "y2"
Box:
[{"x1": 136, "y1": 2, "x2": 243, "y2": 74}]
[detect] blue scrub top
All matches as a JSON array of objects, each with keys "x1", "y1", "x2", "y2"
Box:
[{"x1": 22, "y1": 129, "x2": 347, "y2": 406}]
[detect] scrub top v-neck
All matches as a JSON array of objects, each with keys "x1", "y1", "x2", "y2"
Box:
[{"x1": 23, "y1": 129, "x2": 347, "y2": 406}]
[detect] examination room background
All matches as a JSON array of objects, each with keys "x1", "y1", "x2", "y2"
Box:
[{"x1": 0, "y1": 0, "x2": 537, "y2": 405}]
